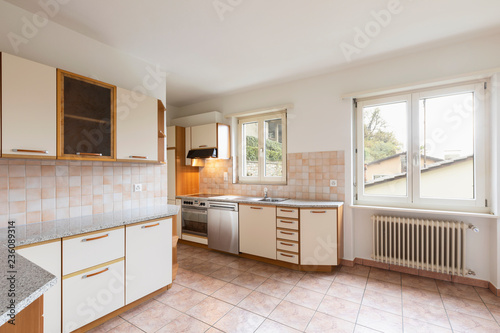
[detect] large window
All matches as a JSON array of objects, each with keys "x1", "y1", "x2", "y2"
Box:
[
  {"x1": 355, "y1": 82, "x2": 488, "y2": 213},
  {"x1": 238, "y1": 111, "x2": 287, "y2": 184}
]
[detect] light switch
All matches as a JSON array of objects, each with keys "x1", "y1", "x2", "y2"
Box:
[{"x1": 330, "y1": 180, "x2": 337, "y2": 187}]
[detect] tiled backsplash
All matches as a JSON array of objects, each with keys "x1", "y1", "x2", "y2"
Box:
[
  {"x1": 0, "y1": 159, "x2": 167, "y2": 227},
  {"x1": 200, "y1": 151, "x2": 345, "y2": 201}
]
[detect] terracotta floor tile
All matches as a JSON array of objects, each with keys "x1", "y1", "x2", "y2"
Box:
[
  {"x1": 231, "y1": 272, "x2": 267, "y2": 289},
  {"x1": 227, "y1": 258, "x2": 259, "y2": 271},
  {"x1": 127, "y1": 302, "x2": 182, "y2": 333},
  {"x1": 441, "y1": 293, "x2": 494, "y2": 320},
  {"x1": 269, "y1": 300, "x2": 316, "y2": 331},
  {"x1": 269, "y1": 269, "x2": 306, "y2": 285},
  {"x1": 119, "y1": 299, "x2": 159, "y2": 321},
  {"x1": 156, "y1": 313, "x2": 210, "y2": 333},
  {"x1": 487, "y1": 303, "x2": 500, "y2": 323},
  {"x1": 206, "y1": 328, "x2": 224, "y2": 333},
  {"x1": 256, "y1": 278, "x2": 294, "y2": 299},
  {"x1": 250, "y1": 263, "x2": 283, "y2": 278},
  {"x1": 317, "y1": 295, "x2": 360, "y2": 323},
  {"x1": 306, "y1": 270, "x2": 338, "y2": 282},
  {"x1": 238, "y1": 291, "x2": 281, "y2": 317},
  {"x1": 175, "y1": 269, "x2": 207, "y2": 288},
  {"x1": 401, "y1": 273, "x2": 438, "y2": 292},
  {"x1": 87, "y1": 316, "x2": 125, "y2": 332},
  {"x1": 447, "y1": 309, "x2": 500, "y2": 332},
  {"x1": 107, "y1": 322, "x2": 144, "y2": 333},
  {"x1": 369, "y1": 267, "x2": 401, "y2": 285},
  {"x1": 156, "y1": 287, "x2": 207, "y2": 312},
  {"x1": 284, "y1": 286, "x2": 324, "y2": 310},
  {"x1": 354, "y1": 325, "x2": 383, "y2": 333},
  {"x1": 189, "y1": 275, "x2": 227, "y2": 295},
  {"x1": 340, "y1": 264, "x2": 370, "y2": 277},
  {"x1": 191, "y1": 262, "x2": 224, "y2": 275},
  {"x1": 296, "y1": 274, "x2": 332, "y2": 294},
  {"x1": 214, "y1": 307, "x2": 265, "y2": 333},
  {"x1": 436, "y1": 280, "x2": 482, "y2": 302},
  {"x1": 476, "y1": 287, "x2": 500, "y2": 306},
  {"x1": 305, "y1": 311, "x2": 355, "y2": 333},
  {"x1": 335, "y1": 272, "x2": 368, "y2": 289},
  {"x1": 362, "y1": 289, "x2": 402, "y2": 316},
  {"x1": 403, "y1": 317, "x2": 452, "y2": 333},
  {"x1": 402, "y1": 285, "x2": 443, "y2": 308},
  {"x1": 255, "y1": 319, "x2": 302, "y2": 333},
  {"x1": 209, "y1": 253, "x2": 239, "y2": 266},
  {"x1": 210, "y1": 266, "x2": 244, "y2": 282},
  {"x1": 327, "y1": 281, "x2": 365, "y2": 303},
  {"x1": 212, "y1": 283, "x2": 252, "y2": 305},
  {"x1": 178, "y1": 257, "x2": 206, "y2": 270},
  {"x1": 402, "y1": 299, "x2": 451, "y2": 329},
  {"x1": 185, "y1": 297, "x2": 234, "y2": 325},
  {"x1": 356, "y1": 305, "x2": 403, "y2": 333},
  {"x1": 366, "y1": 278, "x2": 401, "y2": 298}
]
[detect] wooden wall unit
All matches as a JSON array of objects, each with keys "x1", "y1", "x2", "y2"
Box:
[{"x1": 158, "y1": 100, "x2": 166, "y2": 163}]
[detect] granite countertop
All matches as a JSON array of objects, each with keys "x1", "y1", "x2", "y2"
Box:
[
  {"x1": 176, "y1": 194, "x2": 343, "y2": 208},
  {"x1": 0, "y1": 250, "x2": 57, "y2": 326},
  {"x1": 0, "y1": 205, "x2": 180, "y2": 247}
]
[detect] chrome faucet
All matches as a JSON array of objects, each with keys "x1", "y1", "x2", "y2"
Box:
[{"x1": 264, "y1": 187, "x2": 268, "y2": 199}]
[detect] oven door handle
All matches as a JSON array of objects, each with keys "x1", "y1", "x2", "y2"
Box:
[{"x1": 182, "y1": 208, "x2": 208, "y2": 215}]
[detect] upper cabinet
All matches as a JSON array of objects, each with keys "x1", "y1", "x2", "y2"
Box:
[
  {"x1": 190, "y1": 123, "x2": 230, "y2": 159},
  {"x1": 116, "y1": 87, "x2": 158, "y2": 162},
  {"x1": 1, "y1": 52, "x2": 57, "y2": 158},
  {"x1": 57, "y1": 69, "x2": 116, "y2": 161}
]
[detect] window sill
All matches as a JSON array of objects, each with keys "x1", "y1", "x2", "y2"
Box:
[{"x1": 350, "y1": 204, "x2": 498, "y2": 219}]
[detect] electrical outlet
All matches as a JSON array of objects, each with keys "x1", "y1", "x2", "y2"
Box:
[
  {"x1": 134, "y1": 184, "x2": 142, "y2": 192},
  {"x1": 330, "y1": 180, "x2": 337, "y2": 187},
  {"x1": 224, "y1": 172, "x2": 228, "y2": 182}
]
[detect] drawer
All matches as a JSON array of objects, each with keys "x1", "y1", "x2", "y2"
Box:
[
  {"x1": 277, "y1": 207, "x2": 298, "y2": 219},
  {"x1": 63, "y1": 227, "x2": 124, "y2": 275},
  {"x1": 277, "y1": 251, "x2": 299, "y2": 264},
  {"x1": 63, "y1": 259, "x2": 125, "y2": 333},
  {"x1": 276, "y1": 240, "x2": 299, "y2": 253},
  {"x1": 277, "y1": 228, "x2": 299, "y2": 242},
  {"x1": 277, "y1": 218, "x2": 299, "y2": 230}
]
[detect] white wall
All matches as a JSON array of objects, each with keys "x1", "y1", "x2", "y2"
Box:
[
  {"x1": 175, "y1": 32, "x2": 500, "y2": 283},
  {"x1": 0, "y1": 1, "x2": 167, "y2": 103}
]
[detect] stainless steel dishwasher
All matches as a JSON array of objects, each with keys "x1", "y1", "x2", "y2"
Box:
[{"x1": 207, "y1": 201, "x2": 239, "y2": 254}]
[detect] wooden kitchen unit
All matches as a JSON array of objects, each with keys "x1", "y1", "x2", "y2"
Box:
[{"x1": 0, "y1": 296, "x2": 44, "y2": 333}]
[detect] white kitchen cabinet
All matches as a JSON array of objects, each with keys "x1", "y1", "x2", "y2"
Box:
[
  {"x1": 189, "y1": 123, "x2": 230, "y2": 159},
  {"x1": 300, "y1": 209, "x2": 338, "y2": 265},
  {"x1": 1, "y1": 52, "x2": 57, "y2": 158},
  {"x1": 62, "y1": 227, "x2": 125, "y2": 276},
  {"x1": 116, "y1": 87, "x2": 158, "y2": 162},
  {"x1": 63, "y1": 259, "x2": 125, "y2": 333},
  {"x1": 17, "y1": 240, "x2": 61, "y2": 333},
  {"x1": 125, "y1": 218, "x2": 172, "y2": 304},
  {"x1": 239, "y1": 204, "x2": 276, "y2": 259}
]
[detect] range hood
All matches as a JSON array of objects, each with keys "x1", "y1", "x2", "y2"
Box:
[{"x1": 187, "y1": 148, "x2": 217, "y2": 159}]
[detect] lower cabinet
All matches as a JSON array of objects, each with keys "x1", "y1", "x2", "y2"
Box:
[
  {"x1": 17, "y1": 240, "x2": 61, "y2": 333},
  {"x1": 62, "y1": 259, "x2": 125, "y2": 333},
  {"x1": 125, "y1": 218, "x2": 172, "y2": 304},
  {"x1": 300, "y1": 208, "x2": 339, "y2": 265},
  {"x1": 239, "y1": 204, "x2": 276, "y2": 259}
]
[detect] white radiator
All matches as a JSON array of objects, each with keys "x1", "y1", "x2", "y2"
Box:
[{"x1": 372, "y1": 215, "x2": 468, "y2": 276}]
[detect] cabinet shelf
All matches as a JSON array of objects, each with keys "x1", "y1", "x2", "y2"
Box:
[{"x1": 64, "y1": 114, "x2": 111, "y2": 124}]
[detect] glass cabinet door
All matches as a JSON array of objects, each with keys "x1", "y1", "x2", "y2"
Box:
[{"x1": 57, "y1": 69, "x2": 116, "y2": 160}]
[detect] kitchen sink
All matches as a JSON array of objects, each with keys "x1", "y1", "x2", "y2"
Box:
[{"x1": 259, "y1": 197, "x2": 289, "y2": 202}]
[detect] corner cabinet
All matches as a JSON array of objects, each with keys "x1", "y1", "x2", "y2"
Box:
[
  {"x1": 1, "y1": 52, "x2": 57, "y2": 159},
  {"x1": 57, "y1": 69, "x2": 117, "y2": 161},
  {"x1": 116, "y1": 87, "x2": 158, "y2": 162},
  {"x1": 189, "y1": 123, "x2": 230, "y2": 159}
]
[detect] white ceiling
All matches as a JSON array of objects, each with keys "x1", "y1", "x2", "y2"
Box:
[{"x1": 7, "y1": 0, "x2": 500, "y2": 106}]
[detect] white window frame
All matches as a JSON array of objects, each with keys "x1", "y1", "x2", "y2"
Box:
[
  {"x1": 355, "y1": 82, "x2": 489, "y2": 213},
  {"x1": 237, "y1": 111, "x2": 287, "y2": 184}
]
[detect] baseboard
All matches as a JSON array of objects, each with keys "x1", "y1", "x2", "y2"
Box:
[{"x1": 489, "y1": 282, "x2": 500, "y2": 296}]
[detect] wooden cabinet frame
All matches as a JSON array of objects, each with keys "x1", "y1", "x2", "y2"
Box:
[{"x1": 57, "y1": 69, "x2": 117, "y2": 161}]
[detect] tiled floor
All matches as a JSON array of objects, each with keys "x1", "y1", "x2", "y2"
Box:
[{"x1": 90, "y1": 243, "x2": 500, "y2": 333}]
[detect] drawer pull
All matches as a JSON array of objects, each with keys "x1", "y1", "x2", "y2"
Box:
[
  {"x1": 82, "y1": 267, "x2": 109, "y2": 279},
  {"x1": 250, "y1": 207, "x2": 263, "y2": 210},
  {"x1": 280, "y1": 209, "x2": 294, "y2": 213},
  {"x1": 280, "y1": 253, "x2": 294, "y2": 258},
  {"x1": 76, "y1": 152, "x2": 103, "y2": 156},
  {"x1": 280, "y1": 242, "x2": 294, "y2": 247},
  {"x1": 142, "y1": 223, "x2": 160, "y2": 229},
  {"x1": 280, "y1": 220, "x2": 294, "y2": 224},
  {"x1": 311, "y1": 210, "x2": 327, "y2": 214},
  {"x1": 198, "y1": 145, "x2": 208, "y2": 148},
  {"x1": 82, "y1": 234, "x2": 109, "y2": 242},
  {"x1": 12, "y1": 149, "x2": 48, "y2": 154},
  {"x1": 129, "y1": 155, "x2": 148, "y2": 159},
  {"x1": 280, "y1": 231, "x2": 294, "y2": 235}
]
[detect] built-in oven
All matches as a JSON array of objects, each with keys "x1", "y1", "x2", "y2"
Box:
[{"x1": 181, "y1": 198, "x2": 208, "y2": 237}]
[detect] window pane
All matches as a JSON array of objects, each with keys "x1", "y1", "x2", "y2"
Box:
[
  {"x1": 264, "y1": 118, "x2": 283, "y2": 177},
  {"x1": 419, "y1": 92, "x2": 474, "y2": 199},
  {"x1": 242, "y1": 122, "x2": 258, "y2": 177},
  {"x1": 363, "y1": 102, "x2": 407, "y2": 196}
]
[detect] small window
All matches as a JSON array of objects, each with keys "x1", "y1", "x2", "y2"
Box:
[
  {"x1": 238, "y1": 111, "x2": 287, "y2": 184},
  {"x1": 355, "y1": 82, "x2": 488, "y2": 213}
]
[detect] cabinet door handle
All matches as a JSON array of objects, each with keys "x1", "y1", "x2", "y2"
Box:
[
  {"x1": 311, "y1": 211, "x2": 327, "y2": 214},
  {"x1": 280, "y1": 220, "x2": 294, "y2": 224},
  {"x1": 129, "y1": 155, "x2": 148, "y2": 159},
  {"x1": 280, "y1": 231, "x2": 294, "y2": 235},
  {"x1": 76, "y1": 152, "x2": 103, "y2": 156},
  {"x1": 82, "y1": 234, "x2": 109, "y2": 242},
  {"x1": 250, "y1": 207, "x2": 263, "y2": 210},
  {"x1": 280, "y1": 242, "x2": 294, "y2": 247},
  {"x1": 198, "y1": 145, "x2": 208, "y2": 148},
  {"x1": 142, "y1": 223, "x2": 160, "y2": 229},
  {"x1": 280, "y1": 253, "x2": 294, "y2": 258},
  {"x1": 82, "y1": 267, "x2": 109, "y2": 279},
  {"x1": 12, "y1": 149, "x2": 48, "y2": 154},
  {"x1": 280, "y1": 209, "x2": 294, "y2": 213}
]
